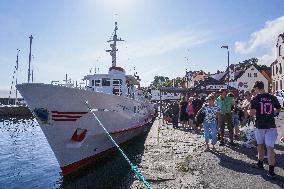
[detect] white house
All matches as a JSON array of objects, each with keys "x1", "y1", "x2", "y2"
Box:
[
  {"x1": 230, "y1": 64, "x2": 269, "y2": 92},
  {"x1": 271, "y1": 33, "x2": 284, "y2": 92},
  {"x1": 186, "y1": 70, "x2": 208, "y2": 88}
]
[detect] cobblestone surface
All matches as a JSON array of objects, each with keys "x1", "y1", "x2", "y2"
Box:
[{"x1": 126, "y1": 114, "x2": 284, "y2": 189}]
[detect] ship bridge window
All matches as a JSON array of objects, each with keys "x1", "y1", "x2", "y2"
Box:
[
  {"x1": 113, "y1": 79, "x2": 122, "y2": 86},
  {"x1": 102, "y1": 78, "x2": 111, "y2": 86},
  {"x1": 95, "y1": 80, "x2": 101, "y2": 86}
]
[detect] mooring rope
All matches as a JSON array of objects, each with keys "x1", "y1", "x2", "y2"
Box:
[{"x1": 84, "y1": 101, "x2": 152, "y2": 189}]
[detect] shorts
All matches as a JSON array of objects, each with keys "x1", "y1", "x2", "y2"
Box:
[{"x1": 254, "y1": 128, "x2": 278, "y2": 148}]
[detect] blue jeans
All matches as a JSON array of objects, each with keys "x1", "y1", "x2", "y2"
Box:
[{"x1": 203, "y1": 122, "x2": 217, "y2": 145}]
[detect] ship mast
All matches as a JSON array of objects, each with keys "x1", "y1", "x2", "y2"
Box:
[{"x1": 106, "y1": 22, "x2": 124, "y2": 67}]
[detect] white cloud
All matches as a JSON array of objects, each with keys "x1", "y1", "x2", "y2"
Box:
[
  {"x1": 78, "y1": 28, "x2": 212, "y2": 65},
  {"x1": 234, "y1": 16, "x2": 284, "y2": 65},
  {"x1": 121, "y1": 29, "x2": 212, "y2": 61}
]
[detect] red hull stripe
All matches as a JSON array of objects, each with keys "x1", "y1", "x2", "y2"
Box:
[
  {"x1": 51, "y1": 111, "x2": 88, "y2": 114},
  {"x1": 52, "y1": 115, "x2": 82, "y2": 118},
  {"x1": 61, "y1": 115, "x2": 154, "y2": 175},
  {"x1": 52, "y1": 119, "x2": 77, "y2": 121}
]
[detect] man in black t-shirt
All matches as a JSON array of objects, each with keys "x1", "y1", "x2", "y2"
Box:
[{"x1": 250, "y1": 81, "x2": 281, "y2": 178}]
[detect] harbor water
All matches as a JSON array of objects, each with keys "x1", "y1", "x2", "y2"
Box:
[{"x1": 0, "y1": 117, "x2": 148, "y2": 189}]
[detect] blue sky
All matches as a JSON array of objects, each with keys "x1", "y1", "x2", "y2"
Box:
[{"x1": 1, "y1": 0, "x2": 284, "y2": 97}]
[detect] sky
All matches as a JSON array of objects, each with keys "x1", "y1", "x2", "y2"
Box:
[{"x1": 1, "y1": 0, "x2": 284, "y2": 97}]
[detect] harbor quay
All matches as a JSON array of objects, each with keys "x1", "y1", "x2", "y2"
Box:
[{"x1": 124, "y1": 115, "x2": 284, "y2": 189}]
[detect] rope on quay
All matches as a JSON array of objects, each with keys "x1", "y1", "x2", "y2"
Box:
[{"x1": 84, "y1": 101, "x2": 153, "y2": 189}]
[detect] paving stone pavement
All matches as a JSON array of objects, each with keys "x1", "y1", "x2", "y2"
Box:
[{"x1": 125, "y1": 113, "x2": 284, "y2": 189}]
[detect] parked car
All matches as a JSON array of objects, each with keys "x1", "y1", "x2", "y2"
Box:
[{"x1": 275, "y1": 90, "x2": 284, "y2": 108}]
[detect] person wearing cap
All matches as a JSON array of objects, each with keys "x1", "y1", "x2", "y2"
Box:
[
  {"x1": 249, "y1": 81, "x2": 281, "y2": 178},
  {"x1": 216, "y1": 88, "x2": 234, "y2": 146}
]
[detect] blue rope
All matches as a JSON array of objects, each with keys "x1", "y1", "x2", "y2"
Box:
[{"x1": 85, "y1": 101, "x2": 152, "y2": 189}]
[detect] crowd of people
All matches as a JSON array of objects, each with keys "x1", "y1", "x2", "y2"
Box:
[{"x1": 160, "y1": 80, "x2": 283, "y2": 178}]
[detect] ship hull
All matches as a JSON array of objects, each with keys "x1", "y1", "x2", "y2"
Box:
[{"x1": 16, "y1": 83, "x2": 154, "y2": 175}]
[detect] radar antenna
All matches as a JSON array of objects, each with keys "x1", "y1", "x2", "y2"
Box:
[{"x1": 106, "y1": 22, "x2": 124, "y2": 67}]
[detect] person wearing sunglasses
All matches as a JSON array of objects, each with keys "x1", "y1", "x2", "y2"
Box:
[{"x1": 202, "y1": 94, "x2": 220, "y2": 151}]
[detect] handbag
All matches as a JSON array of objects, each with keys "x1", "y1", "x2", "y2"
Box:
[{"x1": 195, "y1": 107, "x2": 205, "y2": 124}]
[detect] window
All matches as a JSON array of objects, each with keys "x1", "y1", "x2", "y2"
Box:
[
  {"x1": 95, "y1": 80, "x2": 101, "y2": 86},
  {"x1": 281, "y1": 80, "x2": 283, "y2": 90},
  {"x1": 280, "y1": 64, "x2": 282, "y2": 74},
  {"x1": 272, "y1": 65, "x2": 275, "y2": 76},
  {"x1": 276, "y1": 66, "x2": 279, "y2": 74},
  {"x1": 279, "y1": 45, "x2": 282, "y2": 56},
  {"x1": 254, "y1": 73, "x2": 257, "y2": 77},
  {"x1": 113, "y1": 79, "x2": 122, "y2": 86},
  {"x1": 276, "y1": 81, "x2": 278, "y2": 91},
  {"x1": 247, "y1": 73, "x2": 252, "y2": 77},
  {"x1": 113, "y1": 88, "x2": 121, "y2": 95},
  {"x1": 247, "y1": 73, "x2": 250, "y2": 77},
  {"x1": 102, "y1": 78, "x2": 110, "y2": 86},
  {"x1": 91, "y1": 80, "x2": 94, "y2": 86}
]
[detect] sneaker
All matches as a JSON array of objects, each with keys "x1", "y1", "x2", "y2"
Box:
[
  {"x1": 252, "y1": 163, "x2": 264, "y2": 170},
  {"x1": 219, "y1": 141, "x2": 225, "y2": 146},
  {"x1": 267, "y1": 171, "x2": 276, "y2": 179}
]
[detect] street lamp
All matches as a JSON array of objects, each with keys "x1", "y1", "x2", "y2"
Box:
[{"x1": 221, "y1": 45, "x2": 229, "y2": 89}]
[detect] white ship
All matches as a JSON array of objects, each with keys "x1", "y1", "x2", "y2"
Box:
[{"x1": 16, "y1": 22, "x2": 155, "y2": 175}]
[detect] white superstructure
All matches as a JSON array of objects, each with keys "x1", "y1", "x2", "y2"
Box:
[{"x1": 16, "y1": 22, "x2": 154, "y2": 175}]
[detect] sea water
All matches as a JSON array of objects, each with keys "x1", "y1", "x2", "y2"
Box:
[
  {"x1": 0, "y1": 117, "x2": 146, "y2": 189},
  {"x1": 0, "y1": 117, "x2": 62, "y2": 188}
]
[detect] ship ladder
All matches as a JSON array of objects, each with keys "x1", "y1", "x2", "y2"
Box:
[{"x1": 84, "y1": 101, "x2": 152, "y2": 189}]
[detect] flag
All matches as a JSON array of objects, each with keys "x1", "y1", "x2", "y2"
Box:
[{"x1": 51, "y1": 111, "x2": 88, "y2": 121}]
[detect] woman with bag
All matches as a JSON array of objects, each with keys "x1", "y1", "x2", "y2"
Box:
[{"x1": 202, "y1": 94, "x2": 220, "y2": 151}]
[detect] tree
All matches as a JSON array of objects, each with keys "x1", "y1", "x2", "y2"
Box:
[
  {"x1": 150, "y1": 76, "x2": 185, "y2": 88},
  {"x1": 151, "y1": 76, "x2": 170, "y2": 88}
]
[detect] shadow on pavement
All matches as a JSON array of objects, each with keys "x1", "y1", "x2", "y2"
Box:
[{"x1": 210, "y1": 149, "x2": 284, "y2": 188}]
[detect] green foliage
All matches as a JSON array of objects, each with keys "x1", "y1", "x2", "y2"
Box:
[
  {"x1": 176, "y1": 162, "x2": 192, "y2": 172},
  {"x1": 150, "y1": 76, "x2": 186, "y2": 89}
]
